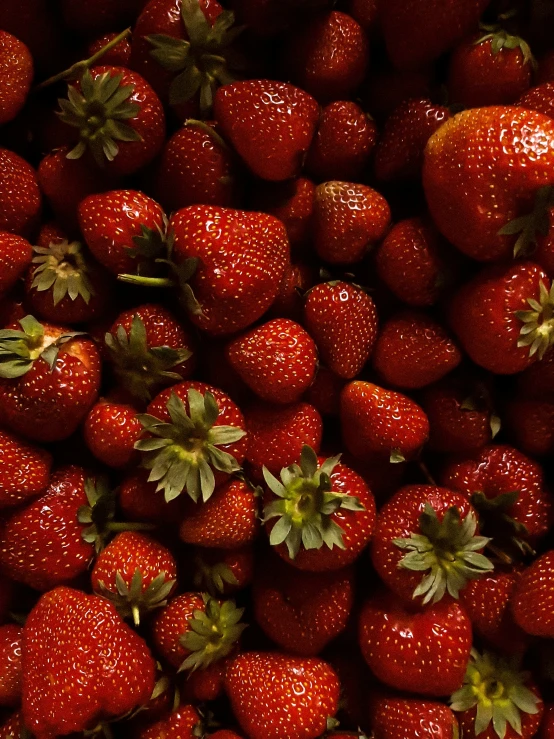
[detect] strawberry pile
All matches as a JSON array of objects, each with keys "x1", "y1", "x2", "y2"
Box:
[{"x1": 3, "y1": 0, "x2": 554, "y2": 737}]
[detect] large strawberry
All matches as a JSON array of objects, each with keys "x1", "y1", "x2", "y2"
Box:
[
  {"x1": 225, "y1": 651, "x2": 340, "y2": 739},
  {"x1": 22, "y1": 586, "x2": 156, "y2": 737},
  {"x1": 0, "y1": 428, "x2": 51, "y2": 509},
  {"x1": 84, "y1": 397, "x2": 143, "y2": 468},
  {"x1": 0, "y1": 315, "x2": 101, "y2": 442},
  {"x1": 369, "y1": 693, "x2": 459, "y2": 739}
]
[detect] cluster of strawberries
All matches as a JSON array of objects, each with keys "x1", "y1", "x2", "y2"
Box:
[{"x1": 2, "y1": 0, "x2": 554, "y2": 737}]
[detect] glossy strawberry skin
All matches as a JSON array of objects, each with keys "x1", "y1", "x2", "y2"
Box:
[
  {"x1": 359, "y1": 591, "x2": 472, "y2": 696},
  {"x1": 0, "y1": 624, "x2": 22, "y2": 707},
  {"x1": 151, "y1": 592, "x2": 205, "y2": 669},
  {"x1": 369, "y1": 693, "x2": 459, "y2": 739},
  {"x1": 0, "y1": 148, "x2": 41, "y2": 238},
  {"x1": 213, "y1": 80, "x2": 319, "y2": 182},
  {"x1": 0, "y1": 428, "x2": 51, "y2": 509},
  {"x1": 84, "y1": 399, "x2": 143, "y2": 468},
  {"x1": 510, "y1": 551, "x2": 554, "y2": 637},
  {"x1": 225, "y1": 651, "x2": 340, "y2": 739},
  {"x1": 87, "y1": 31, "x2": 132, "y2": 68},
  {"x1": 22, "y1": 586, "x2": 156, "y2": 737},
  {"x1": 0, "y1": 231, "x2": 32, "y2": 295},
  {"x1": 136, "y1": 703, "x2": 201, "y2": 739},
  {"x1": 518, "y1": 82, "x2": 554, "y2": 121},
  {"x1": 0, "y1": 31, "x2": 33, "y2": 124}
]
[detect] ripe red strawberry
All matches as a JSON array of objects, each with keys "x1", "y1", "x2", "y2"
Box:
[
  {"x1": 0, "y1": 427, "x2": 51, "y2": 509},
  {"x1": 341, "y1": 381, "x2": 430, "y2": 463},
  {"x1": 511, "y1": 550, "x2": 554, "y2": 637},
  {"x1": 244, "y1": 401, "x2": 323, "y2": 480},
  {"x1": 312, "y1": 181, "x2": 391, "y2": 264},
  {"x1": 374, "y1": 99, "x2": 450, "y2": 182},
  {"x1": 249, "y1": 177, "x2": 315, "y2": 250},
  {"x1": 253, "y1": 554, "x2": 354, "y2": 656},
  {"x1": 225, "y1": 651, "x2": 340, "y2": 739},
  {"x1": 423, "y1": 106, "x2": 554, "y2": 261},
  {"x1": 371, "y1": 484, "x2": 492, "y2": 605},
  {"x1": 505, "y1": 395, "x2": 554, "y2": 457},
  {"x1": 517, "y1": 348, "x2": 554, "y2": 396},
  {"x1": 78, "y1": 189, "x2": 167, "y2": 277},
  {"x1": 0, "y1": 232, "x2": 32, "y2": 296},
  {"x1": 91, "y1": 531, "x2": 177, "y2": 625},
  {"x1": 262, "y1": 445, "x2": 376, "y2": 571},
  {"x1": 227, "y1": 318, "x2": 318, "y2": 404},
  {"x1": 151, "y1": 591, "x2": 246, "y2": 672},
  {"x1": 57, "y1": 65, "x2": 165, "y2": 176},
  {"x1": 119, "y1": 468, "x2": 190, "y2": 525},
  {"x1": 381, "y1": 0, "x2": 489, "y2": 71},
  {"x1": 448, "y1": 28, "x2": 534, "y2": 107},
  {"x1": 0, "y1": 315, "x2": 101, "y2": 442},
  {"x1": 283, "y1": 11, "x2": 369, "y2": 104},
  {"x1": 0, "y1": 624, "x2": 22, "y2": 707},
  {"x1": 359, "y1": 590, "x2": 472, "y2": 696},
  {"x1": 448, "y1": 261, "x2": 554, "y2": 374},
  {"x1": 451, "y1": 649, "x2": 543, "y2": 739},
  {"x1": 303, "y1": 281, "x2": 378, "y2": 379},
  {"x1": 135, "y1": 380, "x2": 247, "y2": 503},
  {"x1": 105, "y1": 303, "x2": 195, "y2": 403},
  {"x1": 540, "y1": 704, "x2": 554, "y2": 739},
  {"x1": 179, "y1": 477, "x2": 258, "y2": 549},
  {"x1": 22, "y1": 586, "x2": 156, "y2": 737},
  {"x1": 154, "y1": 120, "x2": 241, "y2": 212},
  {"x1": 369, "y1": 693, "x2": 459, "y2": 739},
  {"x1": 136, "y1": 703, "x2": 201, "y2": 739},
  {"x1": 84, "y1": 398, "x2": 143, "y2": 468},
  {"x1": 87, "y1": 31, "x2": 132, "y2": 68},
  {"x1": 0, "y1": 148, "x2": 41, "y2": 237},
  {"x1": 306, "y1": 101, "x2": 377, "y2": 182},
  {"x1": 518, "y1": 81, "x2": 554, "y2": 120},
  {"x1": 0, "y1": 31, "x2": 33, "y2": 125},
  {"x1": 372, "y1": 310, "x2": 462, "y2": 389},
  {"x1": 213, "y1": 80, "x2": 319, "y2": 182}
]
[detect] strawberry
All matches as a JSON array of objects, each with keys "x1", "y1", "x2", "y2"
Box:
[
  {"x1": 91, "y1": 531, "x2": 177, "y2": 626},
  {"x1": 225, "y1": 651, "x2": 340, "y2": 739},
  {"x1": 312, "y1": 181, "x2": 391, "y2": 264},
  {"x1": 283, "y1": 11, "x2": 369, "y2": 104},
  {"x1": 0, "y1": 31, "x2": 33, "y2": 125},
  {"x1": 450, "y1": 649, "x2": 542, "y2": 739},
  {"x1": 0, "y1": 711, "x2": 22, "y2": 739},
  {"x1": 135, "y1": 380, "x2": 247, "y2": 503},
  {"x1": 304, "y1": 367, "x2": 347, "y2": 417},
  {"x1": 120, "y1": 468, "x2": 190, "y2": 525},
  {"x1": 193, "y1": 544, "x2": 253, "y2": 596},
  {"x1": 519, "y1": 81, "x2": 554, "y2": 120},
  {"x1": 306, "y1": 101, "x2": 377, "y2": 182},
  {"x1": 253, "y1": 554, "x2": 354, "y2": 656},
  {"x1": 511, "y1": 550, "x2": 554, "y2": 637},
  {"x1": 78, "y1": 189, "x2": 168, "y2": 277},
  {"x1": 505, "y1": 396, "x2": 554, "y2": 457},
  {"x1": 226, "y1": 318, "x2": 318, "y2": 405},
  {"x1": 303, "y1": 281, "x2": 378, "y2": 380},
  {"x1": 381, "y1": 0, "x2": 489, "y2": 71},
  {"x1": 340, "y1": 381, "x2": 430, "y2": 463},
  {"x1": 0, "y1": 624, "x2": 22, "y2": 707},
  {"x1": 151, "y1": 592, "x2": 246, "y2": 672},
  {"x1": 84, "y1": 398, "x2": 143, "y2": 468},
  {"x1": 57, "y1": 65, "x2": 165, "y2": 176},
  {"x1": 179, "y1": 477, "x2": 259, "y2": 549},
  {"x1": 262, "y1": 445, "x2": 376, "y2": 571},
  {"x1": 0, "y1": 427, "x2": 51, "y2": 509},
  {"x1": 22, "y1": 586, "x2": 156, "y2": 737},
  {"x1": 374, "y1": 98, "x2": 450, "y2": 183},
  {"x1": 448, "y1": 261, "x2": 554, "y2": 374},
  {"x1": 0, "y1": 148, "x2": 41, "y2": 238},
  {"x1": 448, "y1": 28, "x2": 534, "y2": 107},
  {"x1": 136, "y1": 703, "x2": 201, "y2": 739},
  {"x1": 369, "y1": 693, "x2": 459, "y2": 739},
  {"x1": 268, "y1": 261, "x2": 315, "y2": 322},
  {"x1": 213, "y1": 80, "x2": 319, "y2": 182},
  {"x1": 0, "y1": 232, "x2": 32, "y2": 297},
  {"x1": 249, "y1": 178, "x2": 315, "y2": 251},
  {"x1": 540, "y1": 704, "x2": 554, "y2": 739},
  {"x1": 517, "y1": 347, "x2": 554, "y2": 396},
  {"x1": 358, "y1": 590, "x2": 472, "y2": 696},
  {"x1": 423, "y1": 106, "x2": 554, "y2": 261},
  {"x1": 371, "y1": 484, "x2": 492, "y2": 605},
  {"x1": 0, "y1": 315, "x2": 101, "y2": 442},
  {"x1": 105, "y1": 304, "x2": 195, "y2": 403},
  {"x1": 244, "y1": 401, "x2": 323, "y2": 480},
  {"x1": 87, "y1": 31, "x2": 132, "y2": 69}
]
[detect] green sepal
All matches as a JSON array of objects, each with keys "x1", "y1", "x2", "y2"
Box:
[
  {"x1": 124, "y1": 219, "x2": 174, "y2": 276},
  {"x1": 193, "y1": 558, "x2": 239, "y2": 597},
  {"x1": 498, "y1": 185, "x2": 554, "y2": 258},
  {"x1": 31, "y1": 240, "x2": 95, "y2": 305},
  {"x1": 470, "y1": 490, "x2": 535, "y2": 561},
  {"x1": 96, "y1": 569, "x2": 175, "y2": 626},
  {"x1": 78, "y1": 476, "x2": 119, "y2": 553},
  {"x1": 514, "y1": 278, "x2": 554, "y2": 360},
  {"x1": 475, "y1": 23, "x2": 536, "y2": 69}
]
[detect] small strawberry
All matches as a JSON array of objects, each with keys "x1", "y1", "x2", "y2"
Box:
[
  {"x1": 249, "y1": 177, "x2": 315, "y2": 250},
  {"x1": 213, "y1": 80, "x2": 319, "y2": 182},
  {"x1": 0, "y1": 428, "x2": 51, "y2": 509},
  {"x1": 0, "y1": 624, "x2": 22, "y2": 707},
  {"x1": 84, "y1": 398, "x2": 143, "y2": 468},
  {"x1": 0, "y1": 148, "x2": 41, "y2": 237},
  {"x1": 0, "y1": 31, "x2": 33, "y2": 125},
  {"x1": 518, "y1": 81, "x2": 554, "y2": 120},
  {"x1": 226, "y1": 318, "x2": 318, "y2": 405},
  {"x1": 369, "y1": 693, "x2": 459, "y2": 739},
  {"x1": 0, "y1": 232, "x2": 32, "y2": 297},
  {"x1": 303, "y1": 281, "x2": 378, "y2": 380},
  {"x1": 511, "y1": 550, "x2": 554, "y2": 637},
  {"x1": 312, "y1": 181, "x2": 391, "y2": 264},
  {"x1": 359, "y1": 590, "x2": 472, "y2": 696},
  {"x1": 341, "y1": 381, "x2": 430, "y2": 463},
  {"x1": 22, "y1": 586, "x2": 156, "y2": 737},
  {"x1": 87, "y1": 31, "x2": 132, "y2": 69},
  {"x1": 0, "y1": 315, "x2": 101, "y2": 442},
  {"x1": 136, "y1": 703, "x2": 201, "y2": 739},
  {"x1": 225, "y1": 651, "x2": 340, "y2": 739}
]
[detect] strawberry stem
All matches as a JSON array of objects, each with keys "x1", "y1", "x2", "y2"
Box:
[
  {"x1": 184, "y1": 119, "x2": 231, "y2": 152},
  {"x1": 118, "y1": 274, "x2": 176, "y2": 288}
]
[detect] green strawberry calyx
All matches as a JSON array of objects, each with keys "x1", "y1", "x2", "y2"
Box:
[
  {"x1": 123, "y1": 217, "x2": 175, "y2": 277},
  {"x1": 95, "y1": 569, "x2": 175, "y2": 626},
  {"x1": 475, "y1": 23, "x2": 535, "y2": 68},
  {"x1": 179, "y1": 594, "x2": 246, "y2": 672},
  {"x1": 262, "y1": 445, "x2": 365, "y2": 560},
  {"x1": 393, "y1": 503, "x2": 494, "y2": 605},
  {"x1": 498, "y1": 185, "x2": 554, "y2": 258},
  {"x1": 147, "y1": 0, "x2": 244, "y2": 114},
  {"x1": 470, "y1": 490, "x2": 535, "y2": 563},
  {"x1": 450, "y1": 649, "x2": 541, "y2": 739},
  {"x1": 57, "y1": 68, "x2": 142, "y2": 167},
  {"x1": 193, "y1": 557, "x2": 239, "y2": 597},
  {"x1": 0, "y1": 315, "x2": 85, "y2": 378},
  {"x1": 135, "y1": 387, "x2": 246, "y2": 503},
  {"x1": 515, "y1": 278, "x2": 554, "y2": 360},
  {"x1": 105, "y1": 314, "x2": 192, "y2": 402},
  {"x1": 31, "y1": 239, "x2": 95, "y2": 306}
]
